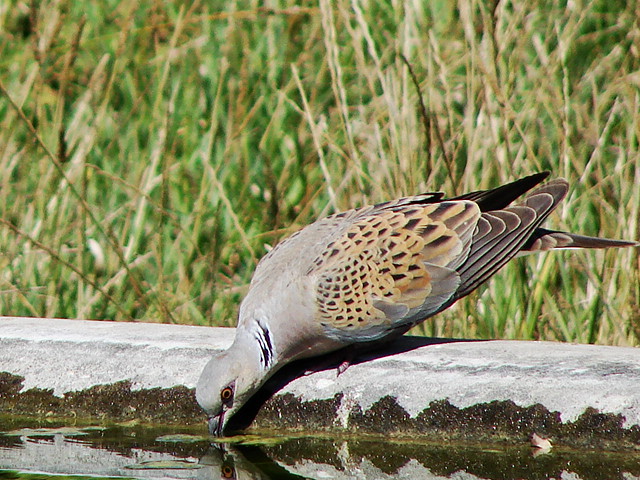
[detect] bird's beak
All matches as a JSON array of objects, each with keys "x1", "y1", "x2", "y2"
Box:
[{"x1": 208, "y1": 412, "x2": 224, "y2": 437}]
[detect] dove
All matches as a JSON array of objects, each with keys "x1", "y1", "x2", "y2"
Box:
[{"x1": 196, "y1": 172, "x2": 637, "y2": 436}]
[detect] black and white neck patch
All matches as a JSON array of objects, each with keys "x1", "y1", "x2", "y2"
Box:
[{"x1": 253, "y1": 319, "x2": 275, "y2": 370}]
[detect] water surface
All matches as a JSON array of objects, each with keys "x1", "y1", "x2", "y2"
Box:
[{"x1": 1, "y1": 417, "x2": 638, "y2": 479}]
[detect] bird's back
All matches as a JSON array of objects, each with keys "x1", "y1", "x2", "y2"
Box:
[{"x1": 242, "y1": 173, "x2": 636, "y2": 346}]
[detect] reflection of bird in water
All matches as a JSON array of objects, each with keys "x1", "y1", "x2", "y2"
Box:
[
  {"x1": 199, "y1": 443, "x2": 306, "y2": 479},
  {"x1": 196, "y1": 172, "x2": 638, "y2": 436}
]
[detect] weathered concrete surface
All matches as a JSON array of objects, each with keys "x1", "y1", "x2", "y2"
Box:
[
  {"x1": 1, "y1": 316, "x2": 640, "y2": 448},
  {"x1": 0, "y1": 316, "x2": 230, "y2": 393}
]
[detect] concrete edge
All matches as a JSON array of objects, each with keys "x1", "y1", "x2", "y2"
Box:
[{"x1": 1, "y1": 316, "x2": 639, "y2": 450}]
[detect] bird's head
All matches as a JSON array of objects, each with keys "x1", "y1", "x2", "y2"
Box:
[{"x1": 195, "y1": 341, "x2": 265, "y2": 437}]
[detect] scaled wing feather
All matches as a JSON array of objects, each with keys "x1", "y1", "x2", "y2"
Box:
[{"x1": 309, "y1": 198, "x2": 480, "y2": 342}]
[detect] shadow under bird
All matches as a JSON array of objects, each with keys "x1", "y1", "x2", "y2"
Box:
[{"x1": 196, "y1": 172, "x2": 638, "y2": 436}]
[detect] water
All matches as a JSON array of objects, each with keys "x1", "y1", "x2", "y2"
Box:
[{"x1": 1, "y1": 417, "x2": 638, "y2": 480}]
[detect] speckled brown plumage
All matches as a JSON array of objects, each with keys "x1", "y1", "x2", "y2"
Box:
[{"x1": 312, "y1": 201, "x2": 478, "y2": 333}]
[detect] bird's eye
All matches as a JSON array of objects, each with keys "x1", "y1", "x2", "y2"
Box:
[
  {"x1": 220, "y1": 386, "x2": 234, "y2": 404},
  {"x1": 221, "y1": 464, "x2": 235, "y2": 478}
]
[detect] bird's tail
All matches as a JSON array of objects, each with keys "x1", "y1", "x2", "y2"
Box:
[
  {"x1": 451, "y1": 172, "x2": 638, "y2": 254},
  {"x1": 520, "y1": 227, "x2": 638, "y2": 254},
  {"x1": 452, "y1": 175, "x2": 637, "y2": 300}
]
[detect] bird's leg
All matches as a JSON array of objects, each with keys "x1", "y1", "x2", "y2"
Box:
[
  {"x1": 300, "y1": 345, "x2": 358, "y2": 377},
  {"x1": 303, "y1": 330, "x2": 409, "y2": 377},
  {"x1": 336, "y1": 357, "x2": 352, "y2": 376}
]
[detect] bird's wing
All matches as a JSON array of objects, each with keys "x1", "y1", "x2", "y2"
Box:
[
  {"x1": 308, "y1": 176, "x2": 573, "y2": 343},
  {"x1": 451, "y1": 178, "x2": 568, "y2": 299},
  {"x1": 308, "y1": 198, "x2": 480, "y2": 342}
]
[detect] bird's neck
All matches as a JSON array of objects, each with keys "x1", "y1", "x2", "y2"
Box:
[{"x1": 231, "y1": 326, "x2": 279, "y2": 382}]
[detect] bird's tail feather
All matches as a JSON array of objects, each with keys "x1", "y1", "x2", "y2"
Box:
[
  {"x1": 451, "y1": 172, "x2": 550, "y2": 211},
  {"x1": 520, "y1": 228, "x2": 639, "y2": 254}
]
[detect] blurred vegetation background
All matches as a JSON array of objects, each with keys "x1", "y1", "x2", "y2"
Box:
[{"x1": 0, "y1": 0, "x2": 638, "y2": 345}]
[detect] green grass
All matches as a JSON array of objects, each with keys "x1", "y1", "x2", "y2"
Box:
[{"x1": 0, "y1": 0, "x2": 638, "y2": 345}]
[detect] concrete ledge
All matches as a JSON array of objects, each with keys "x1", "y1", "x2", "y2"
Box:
[{"x1": 1, "y1": 317, "x2": 639, "y2": 449}]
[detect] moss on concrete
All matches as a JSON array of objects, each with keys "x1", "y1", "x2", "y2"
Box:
[
  {"x1": 252, "y1": 393, "x2": 640, "y2": 451},
  {"x1": 2, "y1": 371, "x2": 639, "y2": 450},
  {"x1": 0, "y1": 372, "x2": 204, "y2": 424}
]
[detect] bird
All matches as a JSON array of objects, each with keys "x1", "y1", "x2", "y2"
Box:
[{"x1": 196, "y1": 172, "x2": 638, "y2": 436}]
